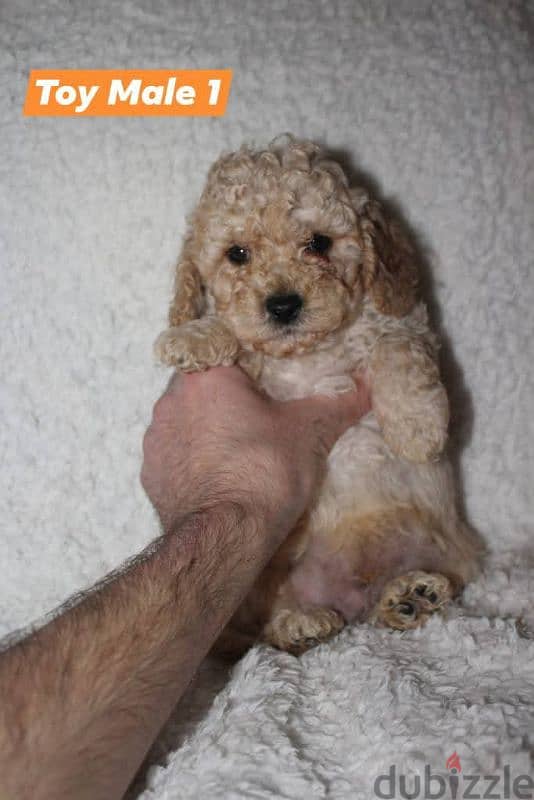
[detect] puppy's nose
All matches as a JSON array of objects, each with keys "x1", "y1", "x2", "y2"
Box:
[{"x1": 265, "y1": 293, "x2": 303, "y2": 324}]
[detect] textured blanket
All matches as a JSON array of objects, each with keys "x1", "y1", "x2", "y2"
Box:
[{"x1": 1, "y1": 0, "x2": 533, "y2": 797}]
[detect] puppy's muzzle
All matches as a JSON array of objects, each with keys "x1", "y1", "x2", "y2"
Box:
[{"x1": 265, "y1": 292, "x2": 303, "y2": 325}]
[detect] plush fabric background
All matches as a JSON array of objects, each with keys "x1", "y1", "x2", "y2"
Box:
[{"x1": 1, "y1": 0, "x2": 533, "y2": 797}]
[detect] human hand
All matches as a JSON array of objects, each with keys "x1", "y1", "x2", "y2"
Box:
[{"x1": 141, "y1": 366, "x2": 371, "y2": 542}]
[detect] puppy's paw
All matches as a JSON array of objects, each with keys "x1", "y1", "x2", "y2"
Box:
[
  {"x1": 263, "y1": 608, "x2": 345, "y2": 656},
  {"x1": 154, "y1": 318, "x2": 239, "y2": 372},
  {"x1": 381, "y1": 403, "x2": 448, "y2": 463},
  {"x1": 370, "y1": 570, "x2": 453, "y2": 631}
]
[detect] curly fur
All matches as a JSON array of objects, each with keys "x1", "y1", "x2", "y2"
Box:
[{"x1": 155, "y1": 135, "x2": 483, "y2": 656}]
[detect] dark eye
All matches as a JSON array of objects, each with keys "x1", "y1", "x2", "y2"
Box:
[
  {"x1": 305, "y1": 233, "x2": 332, "y2": 256},
  {"x1": 226, "y1": 245, "x2": 250, "y2": 265}
]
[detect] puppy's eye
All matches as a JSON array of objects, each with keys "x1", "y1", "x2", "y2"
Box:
[
  {"x1": 226, "y1": 245, "x2": 250, "y2": 265},
  {"x1": 305, "y1": 233, "x2": 332, "y2": 256}
]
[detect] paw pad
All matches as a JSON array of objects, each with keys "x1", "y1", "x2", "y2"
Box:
[{"x1": 372, "y1": 571, "x2": 453, "y2": 631}]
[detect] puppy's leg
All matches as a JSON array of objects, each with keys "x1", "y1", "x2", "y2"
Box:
[
  {"x1": 263, "y1": 607, "x2": 345, "y2": 656},
  {"x1": 369, "y1": 570, "x2": 453, "y2": 630},
  {"x1": 154, "y1": 316, "x2": 239, "y2": 372},
  {"x1": 370, "y1": 334, "x2": 449, "y2": 462}
]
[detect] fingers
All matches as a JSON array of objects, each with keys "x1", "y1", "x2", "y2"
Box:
[
  {"x1": 153, "y1": 365, "x2": 261, "y2": 426},
  {"x1": 327, "y1": 372, "x2": 372, "y2": 436},
  {"x1": 314, "y1": 392, "x2": 368, "y2": 449},
  {"x1": 164, "y1": 365, "x2": 255, "y2": 395},
  {"x1": 163, "y1": 371, "x2": 183, "y2": 395},
  {"x1": 329, "y1": 386, "x2": 371, "y2": 432},
  {"x1": 288, "y1": 380, "x2": 372, "y2": 452}
]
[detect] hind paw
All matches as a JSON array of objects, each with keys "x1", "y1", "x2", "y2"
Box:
[
  {"x1": 263, "y1": 608, "x2": 345, "y2": 656},
  {"x1": 370, "y1": 571, "x2": 453, "y2": 631}
]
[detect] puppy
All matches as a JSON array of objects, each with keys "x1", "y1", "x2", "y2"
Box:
[{"x1": 155, "y1": 135, "x2": 482, "y2": 656}]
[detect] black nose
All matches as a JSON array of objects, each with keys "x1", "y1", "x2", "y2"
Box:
[{"x1": 265, "y1": 293, "x2": 303, "y2": 324}]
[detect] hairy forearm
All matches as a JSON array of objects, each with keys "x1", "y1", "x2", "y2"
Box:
[{"x1": 0, "y1": 503, "x2": 267, "y2": 800}]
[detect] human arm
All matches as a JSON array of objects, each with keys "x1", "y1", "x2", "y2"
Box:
[
  {"x1": 0, "y1": 505, "x2": 261, "y2": 800},
  {"x1": 0, "y1": 366, "x2": 370, "y2": 800}
]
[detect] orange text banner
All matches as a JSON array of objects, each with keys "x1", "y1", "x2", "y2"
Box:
[{"x1": 24, "y1": 69, "x2": 232, "y2": 116}]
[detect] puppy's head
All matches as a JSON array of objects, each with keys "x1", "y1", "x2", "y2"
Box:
[{"x1": 169, "y1": 136, "x2": 418, "y2": 357}]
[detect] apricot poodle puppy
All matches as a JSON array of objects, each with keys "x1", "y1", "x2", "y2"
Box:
[{"x1": 155, "y1": 135, "x2": 482, "y2": 656}]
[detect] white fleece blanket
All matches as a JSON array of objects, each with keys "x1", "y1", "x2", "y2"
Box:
[{"x1": 1, "y1": 0, "x2": 533, "y2": 797}]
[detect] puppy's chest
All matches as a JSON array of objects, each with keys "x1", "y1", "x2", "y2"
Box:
[
  {"x1": 257, "y1": 325, "x2": 373, "y2": 402},
  {"x1": 256, "y1": 302, "x2": 431, "y2": 402}
]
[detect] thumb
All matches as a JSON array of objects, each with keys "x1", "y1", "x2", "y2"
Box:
[{"x1": 289, "y1": 376, "x2": 372, "y2": 452}]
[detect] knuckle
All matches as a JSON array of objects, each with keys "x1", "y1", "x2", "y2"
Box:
[
  {"x1": 139, "y1": 466, "x2": 148, "y2": 491},
  {"x1": 139, "y1": 459, "x2": 150, "y2": 492},
  {"x1": 142, "y1": 426, "x2": 153, "y2": 457},
  {"x1": 151, "y1": 394, "x2": 176, "y2": 424}
]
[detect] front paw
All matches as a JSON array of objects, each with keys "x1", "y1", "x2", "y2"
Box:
[
  {"x1": 381, "y1": 400, "x2": 448, "y2": 462},
  {"x1": 154, "y1": 318, "x2": 239, "y2": 372}
]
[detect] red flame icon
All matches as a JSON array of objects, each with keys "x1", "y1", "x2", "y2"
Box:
[{"x1": 446, "y1": 752, "x2": 462, "y2": 773}]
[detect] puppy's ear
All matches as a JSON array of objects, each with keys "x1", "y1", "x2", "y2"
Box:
[
  {"x1": 168, "y1": 235, "x2": 205, "y2": 326},
  {"x1": 357, "y1": 198, "x2": 419, "y2": 317}
]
